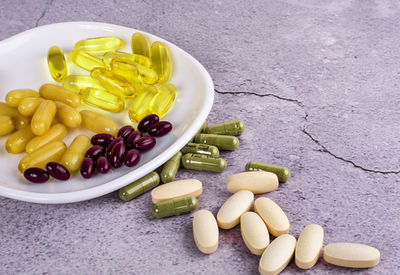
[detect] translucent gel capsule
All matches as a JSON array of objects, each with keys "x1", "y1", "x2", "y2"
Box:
[
  {"x1": 25, "y1": 123, "x2": 67, "y2": 154},
  {"x1": 62, "y1": 75, "x2": 102, "y2": 93},
  {"x1": 55, "y1": 101, "x2": 82, "y2": 128},
  {"x1": 31, "y1": 100, "x2": 56, "y2": 136},
  {"x1": 110, "y1": 58, "x2": 145, "y2": 92},
  {"x1": 128, "y1": 86, "x2": 158, "y2": 122},
  {"x1": 111, "y1": 56, "x2": 157, "y2": 85},
  {"x1": 60, "y1": 135, "x2": 91, "y2": 173},
  {"x1": 150, "y1": 41, "x2": 171, "y2": 84},
  {"x1": 69, "y1": 49, "x2": 105, "y2": 71},
  {"x1": 131, "y1": 33, "x2": 150, "y2": 57},
  {"x1": 150, "y1": 83, "x2": 177, "y2": 118},
  {"x1": 80, "y1": 110, "x2": 119, "y2": 136},
  {"x1": 0, "y1": 102, "x2": 30, "y2": 129},
  {"x1": 5, "y1": 126, "x2": 35, "y2": 154},
  {"x1": 74, "y1": 37, "x2": 122, "y2": 55},
  {"x1": 91, "y1": 67, "x2": 134, "y2": 97},
  {"x1": 6, "y1": 89, "x2": 39, "y2": 107},
  {"x1": 47, "y1": 46, "x2": 68, "y2": 81},
  {"x1": 80, "y1": 87, "x2": 124, "y2": 112},
  {"x1": 18, "y1": 97, "x2": 44, "y2": 117},
  {"x1": 39, "y1": 84, "x2": 81, "y2": 108},
  {"x1": 0, "y1": 115, "x2": 14, "y2": 136},
  {"x1": 103, "y1": 51, "x2": 151, "y2": 67}
]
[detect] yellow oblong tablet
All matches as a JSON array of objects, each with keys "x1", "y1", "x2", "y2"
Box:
[
  {"x1": 31, "y1": 100, "x2": 56, "y2": 136},
  {"x1": 5, "y1": 127, "x2": 35, "y2": 154},
  {"x1": 80, "y1": 110, "x2": 119, "y2": 136},
  {"x1": 0, "y1": 115, "x2": 14, "y2": 136},
  {"x1": 25, "y1": 123, "x2": 67, "y2": 154},
  {"x1": 226, "y1": 171, "x2": 278, "y2": 194},
  {"x1": 216, "y1": 190, "x2": 254, "y2": 229},
  {"x1": 240, "y1": 212, "x2": 270, "y2": 255},
  {"x1": 193, "y1": 210, "x2": 219, "y2": 254},
  {"x1": 259, "y1": 234, "x2": 296, "y2": 275},
  {"x1": 295, "y1": 224, "x2": 324, "y2": 269},
  {"x1": 39, "y1": 84, "x2": 81, "y2": 108},
  {"x1": 323, "y1": 243, "x2": 380, "y2": 268},
  {"x1": 60, "y1": 135, "x2": 91, "y2": 173},
  {"x1": 18, "y1": 97, "x2": 44, "y2": 117},
  {"x1": 55, "y1": 101, "x2": 82, "y2": 128},
  {"x1": 150, "y1": 179, "x2": 202, "y2": 204},
  {"x1": 6, "y1": 89, "x2": 39, "y2": 107},
  {"x1": 0, "y1": 102, "x2": 30, "y2": 129},
  {"x1": 254, "y1": 197, "x2": 290, "y2": 237}
]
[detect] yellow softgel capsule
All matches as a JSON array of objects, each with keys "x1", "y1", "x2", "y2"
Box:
[
  {"x1": 80, "y1": 110, "x2": 119, "y2": 136},
  {"x1": 17, "y1": 97, "x2": 44, "y2": 117},
  {"x1": 103, "y1": 51, "x2": 151, "y2": 67},
  {"x1": 128, "y1": 85, "x2": 158, "y2": 123},
  {"x1": 69, "y1": 49, "x2": 105, "y2": 71},
  {"x1": 55, "y1": 101, "x2": 82, "y2": 128},
  {"x1": 25, "y1": 123, "x2": 67, "y2": 154},
  {"x1": 0, "y1": 115, "x2": 14, "y2": 136},
  {"x1": 31, "y1": 100, "x2": 56, "y2": 136},
  {"x1": 6, "y1": 89, "x2": 39, "y2": 107},
  {"x1": 150, "y1": 83, "x2": 177, "y2": 118},
  {"x1": 131, "y1": 33, "x2": 151, "y2": 57},
  {"x1": 0, "y1": 102, "x2": 30, "y2": 129},
  {"x1": 110, "y1": 57, "x2": 145, "y2": 92},
  {"x1": 80, "y1": 87, "x2": 124, "y2": 113},
  {"x1": 74, "y1": 37, "x2": 122, "y2": 55},
  {"x1": 150, "y1": 41, "x2": 171, "y2": 84},
  {"x1": 62, "y1": 75, "x2": 102, "y2": 93},
  {"x1": 18, "y1": 141, "x2": 67, "y2": 173},
  {"x1": 5, "y1": 126, "x2": 35, "y2": 154},
  {"x1": 60, "y1": 134, "x2": 91, "y2": 173},
  {"x1": 47, "y1": 46, "x2": 68, "y2": 81},
  {"x1": 91, "y1": 67, "x2": 134, "y2": 97},
  {"x1": 39, "y1": 84, "x2": 81, "y2": 108}
]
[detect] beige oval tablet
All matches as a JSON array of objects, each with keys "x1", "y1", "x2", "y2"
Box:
[
  {"x1": 259, "y1": 234, "x2": 296, "y2": 275},
  {"x1": 151, "y1": 179, "x2": 202, "y2": 203},
  {"x1": 295, "y1": 224, "x2": 324, "y2": 269},
  {"x1": 240, "y1": 212, "x2": 269, "y2": 255},
  {"x1": 254, "y1": 197, "x2": 290, "y2": 237},
  {"x1": 216, "y1": 190, "x2": 254, "y2": 229},
  {"x1": 193, "y1": 209, "x2": 219, "y2": 254},
  {"x1": 226, "y1": 171, "x2": 278, "y2": 194},
  {"x1": 323, "y1": 242, "x2": 380, "y2": 268}
]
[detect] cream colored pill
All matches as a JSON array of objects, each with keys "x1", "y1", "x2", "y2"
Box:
[
  {"x1": 151, "y1": 179, "x2": 202, "y2": 203},
  {"x1": 226, "y1": 171, "x2": 278, "y2": 194},
  {"x1": 295, "y1": 224, "x2": 324, "y2": 269},
  {"x1": 193, "y1": 209, "x2": 219, "y2": 254},
  {"x1": 216, "y1": 190, "x2": 254, "y2": 229},
  {"x1": 254, "y1": 197, "x2": 290, "y2": 237},
  {"x1": 323, "y1": 242, "x2": 380, "y2": 268},
  {"x1": 240, "y1": 212, "x2": 269, "y2": 255},
  {"x1": 259, "y1": 234, "x2": 296, "y2": 275}
]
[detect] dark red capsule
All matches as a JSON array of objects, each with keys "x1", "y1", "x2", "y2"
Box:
[
  {"x1": 91, "y1": 133, "x2": 115, "y2": 146},
  {"x1": 85, "y1": 145, "x2": 105, "y2": 160},
  {"x1": 96, "y1": 156, "x2": 110, "y2": 174},
  {"x1": 81, "y1": 158, "x2": 95, "y2": 179},
  {"x1": 111, "y1": 141, "x2": 126, "y2": 168},
  {"x1": 106, "y1": 137, "x2": 124, "y2": 159},
  {"x1": 24, "y1": 167, "x2": 49, "y2": 183},
  {"x1": 138, "y1": 114, "x2": 159, "y2": 132},
  {"x1": 126, "y1": 131, "x2": 142, "y2": 149},
  {"x1": 118, "y1": 125, "x2": 134, "y2": 139},
  {"x1": 148, "y1": 121, "x2": 172, "y2": 137},
  {"x1": 46, "y1": 162, "x2": 70, "y2": 181},
  {"x1": 124, "y1": 149, "x2": 141, "y2": 167},
  {"x1": 132, "y1": 136, "x2": 156, "y2": 152}
]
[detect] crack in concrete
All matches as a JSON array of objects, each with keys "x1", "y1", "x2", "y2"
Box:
[{"x1": 35, "y1": 0, "x2": 54, "y2": 27}]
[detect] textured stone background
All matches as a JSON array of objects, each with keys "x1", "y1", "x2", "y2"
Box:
[{"x1": 1, "y1": 0, "x2": 399, "y2": 274}]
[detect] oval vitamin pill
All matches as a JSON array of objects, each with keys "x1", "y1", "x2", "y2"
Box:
[
  {"x1": 226, "y1": 171, "x2": 278, "y2": 194},
  {"x1": 0, "y1": 115, "x2": 14, "y2": 136},
  {"x1": 150, "y1": 178, "x2": 202, "y2": 204},
  {"x1": 24, "y1": 167, "x2": 49, "y2": 183},
  {"x1": 204, "y1": 120, "x2": 245, "y2": 136},
  {"x1": 160, "y1": 151, "x2": 182, "y2": 184},
  {"x1": 54, "y1": 101, "x2": 82, "y2": 128},
  {"x1": 152, "y1": 196, "x2": 198, "y2": 219},
  {"x1": 46, "y1": 162, "x2": 70, "y2": 181},
  {"x1": 25, "y1": 123, "x2": 67, "y2": 154},
  {"x1": 119, "y1": 172, "x2": 160, "y2": 201},
  {"x1": 138, "y1": 114, "x2": 159, "y2": 133},
  {"x1": 182, "y1": 153, "x2": 226, "y2": 173},
  {"x1": 123, "y1": 149, "x2": 141, "y2": 167},
  {"x1": 192, "y1": 209, "x2": 219, "y2": 254},
  {"x1": 62, "y1": 75, "x2": 102, "y2": 93},
  {"x1": 0, "y1": 102, "x2": 30, "y2": 129},
  {"x1": 74, "y1": 36, "x2": 122, "y2": 55},
  {"x1": 128, "y1": 86, "x2": 158, "y2": 123},
  {"x1": 194, "y1": 133, "x2": 239, "y2": 151},
  {"x1": 6, "y1": 89, "x2": 39, "y2": 107},
  {"x1": 69, "y1": 49, "x2": 105, "y2": 71},
  {"x1": 295, "y1": 224, "x2": 324, "y2": 269},
  {"x1": 240, "y1": 212, "x2": 270, "y2": 255},
  {"x1": 80, "y1": 87, "x2": 125, "y2": 113},
  {"x1": 81, "y1": 157, "x2": 95, "y2": 179},
  {"x1": 91, "y1": 133, "x2": 115, "y2": 147},
  {"x1": 245, "y1": 161, "x2": 291, "y2": 183},
  {"x1": 17, "y1": 97, "x2": 44, "y2": 117},
  {"x1": 80, "y1": 110, "x2": 119, "y2": 136},
  {"x1": 47, "y1": 46, "x2": 68, "y2": 81},
  {"x1": 131, "y1": 33, "x2": 151, "y2": 57},
  {"x1": 31, "y1": 100, "x2": 56, "y2": 136},
  {"x1": 96, "y1": 156, "x2": 110, "y2": 174},
  {"x1": 150, "y1": 83, "x2": 177, "y2": 118},
  {"x1": 60, "y1": 135, "x2": 91, "y2": 173},
  {"x1": 254, "y1": 197, "x2": 290, "y2": 237},
  {"x1": 91, "y1": 67, "x2": 134, "y2": 97},
  {"x1": 147, "y1": 121, "x2": 172, "y2": 137},
  {"x1": 39, "y1": 84, "x2": 81, "y2": 108},
  {"x1": 5, "y1": 126, "x2": 35, "y2": 154},
  {"x1": 150, "y1": 41, "x2": 171, "y2": 84}
]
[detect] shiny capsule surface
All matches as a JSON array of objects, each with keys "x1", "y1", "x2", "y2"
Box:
[
  {"x1": 125, "y1": 131, "x2": 142, "y2": 149},
  {"x1": 69, "y1": 49, "x2": 105, "y2": 71},
  {"x1": 91, "y1": 133, "x2": 115, "y2": 147},
  {"x1": 110, "y1": 142, "x2": 126, "y2": 168},
  {"x1": 31, "y1": 100, "x2": 56, "y2": 136},
  {"x1": 205, "y1": 120, "x2": 245, "y2": 136},
  {"x1": 106, "y1": 137, "x2": 124, "y2": 159},
  {"x1": 181, "y1": 143, "x2": 219, "y2": 157},
  {"x1": 150, "y1": 41, "x2": 171, "y2": 84},
  {"x1": 119, "y1": 171, "x2": 160, "y2": 201},
  {"x1": 0, "y1": 115, "x2": 14, "y2": 136},
  {"x1": 60, "y1": 135, "x2": 91, "y2": 173},
  {"x1": 6, "y1": 89, "x2": 39, "y2": 107},
  {"x1": 39, "y1": 84, "x2": 81, "y2": 108},
  {"x1": 80, "y1": 110, "x2": 119, "y2": 136},
  {"x1": 54, "y1": 101, "x2": 82, "y2": 128},
  {"x1": 103, "y1": 51, "x2": 151, "y2": 67},
  {"x1": 46, "y1": 162, "x2": 70, "y2": 181},
  {"x1": 96, "y1": 156, "x2": 110, "y2": 174},
  {"x1": 6, "y1": 127, "x2": 35, "y2": 154},
  {"x1": 24, "y1": 167, "x2": 49, "y2": 183},
  {"x1": 80, "y1": 87, "x2": 124, "y2": 112},
  {"x1": 81, "y1": 157, "x2": 95, "y2": 179},
  {"x1": 132, "y1": 136, "x2": 156, "y2": 152},
  {"x1": 47, "y1": 46, "x2": 68, "y2": 81},
  {"x1": 91, "y1": 68, "x2": 134, "y2": 97},
  {"x1": 138, "y1": 114, "x2": 159, "y2": 132},
  {"x1": 85, "y1": 145, "x2": 105, "y2": 160},
  {"x1": 245, "y1": 161, "x2": 291, "y2": 183},
  {"x1": 110, "y1": 57, "x2": 146, "y2": 92},
  {"x1": 118, "y1": 125, "x2": 134, "y2": 139},
  {"x1": 128, "y1": 86, "x2": 158, "y2": 122},
  {"x1": 0, "y1": 102, "x2": 30, "y2": 129},
  {"x1": 131, "y1": 33, "x2": 151, "y2": 57},
  {"x1": 123, "y1": 149, "x2": 141, "y2": 167},
  {"x1": 62, "y1": 75, "x2": 102, "y2": 93},
  {"x1": 150, "y1": 83, "x2": 176, "y2": 118},
  {"x1": 148, "y1": 121, "x2": 172, "y2": 137},
  {"x1": 152, "y1": 196, "x2": 198, "y2": 219},
  {"x1": 182, "y1": 153, "x2": 226, "y2": 172},
  {"x1": 26, "y1": 123, "x2": 67, "y2": 154},
  {"x1": 17, "y1": 97, "x2": 44, "y2": 117},
  {"x1": 160, "y1": 151, "x2": 182, "y2": 183},
  {"x1": 74, "y1": 37, "x2": 122, "y2": 55},
  {"x1": 194, "y1": 134, "x2": 239, "y2": 151}
]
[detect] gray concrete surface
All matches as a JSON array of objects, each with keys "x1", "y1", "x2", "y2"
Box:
[{"x1": 1, "y1": 0, "x2": 399, "y2": 274}]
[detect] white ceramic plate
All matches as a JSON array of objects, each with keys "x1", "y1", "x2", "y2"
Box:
[{"x1": 0, "y1": 22, "x2": 214, "y2": 204}]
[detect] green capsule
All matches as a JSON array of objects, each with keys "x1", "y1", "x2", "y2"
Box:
[
  {"x1": 160, "y1": 151, "x2": 182, "y2": 184},
  {"x1": 181, "y1": 143, "x2": 219, "y2": 157},
  {"x1": 182, "y1": 153, "x2": 226, "y2": 172},
  {"x1": 205, "y1": 120, "x2": 245, "y2": 136},
  {"x1": 152, "y1": 196, "x2": 198, "y2": 218},
  {"x1": 118, "y1": 172, "x2": 160, "y2": 201},
  {"x1": 245, "y1": 161, "x2": 291, "y2": 183},
  {"x1": 194, "y1": 133, "x2": 239, "y2": 151},
  {"x1": 190, "y1": 120, "x2": 208, "y2": 142}
]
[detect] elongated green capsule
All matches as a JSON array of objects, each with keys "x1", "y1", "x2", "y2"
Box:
[
  {"x1": 74, "y1": 37, "x2": 122, "y2": 55},
  {"x1": 205, "y1": 120, "x2": 245, "y2": 136},
  {"x1": 160, "y1": 151, "x2": 182, "y2": 184},
  {"x1": 245, "y1": 161, "x2": 291, "y2": 183},
  {"x1": 47, "y1": 46, "x2": 68, "y2": 81},
  {"x1": 182, "y1": 153, "x2": 226, "y2": 172},
  {"x1": 62, "y1": 75, "x2": 102, "y2": 93},
  {"x1": 181, "y1": 143, "x2": 219, "y2": 157},
  {"x1": 118, "y1": 172, "x2": 160, "y2": 201},
  {"x1": 190, "y1": 120, "x2": 208, "y2": 142},
  {"x1": 194, "y1": 134, "x2": 239, "y2": 151},
  {"x1": 152, "y1": 196, "x2": 198, "y2": 219}
]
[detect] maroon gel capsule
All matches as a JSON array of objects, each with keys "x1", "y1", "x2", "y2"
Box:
[
  {"x1": 91, "y1": 133, "x2": 115, "y2": 146},
  {"x1": 96, "y1": 156, "x2": 110, "y2": 174},
  {"x1": 132, "y1": 136, "x2": 156, "y2": 152},
  {"x1": 118, "y1": 125, "x2": 135, "y2": 139},
  {"x1": 111, "y1": 141, "x2": 126, "y2": 168},
  {"x1": 24, "y1": 167, "x2": 49, "y2": 183},
  {"x1": 126, "y1": 131, "x2": 142, "y2": 148},
  {"x1": 138, "y1": 114, "x2": 159, "y2": 132},
  {"x1": 148, "y1": 121, "x2": 172, "y2": 137},
  {"x1": 124, "y1": 149, "x2": 141, "y2": 167},
  {"x1": 106, "y1": 137, "x2": 124, "y2": 159},
  {"x1": 85, "y1": 145, "x2": 105, "y2": 160},
  {"x1": 46, "y1": 162, "x2": 70, "y2": 181},
  {"x1": 81, "y1": 158, "x2": 95, "y2": 179}
]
